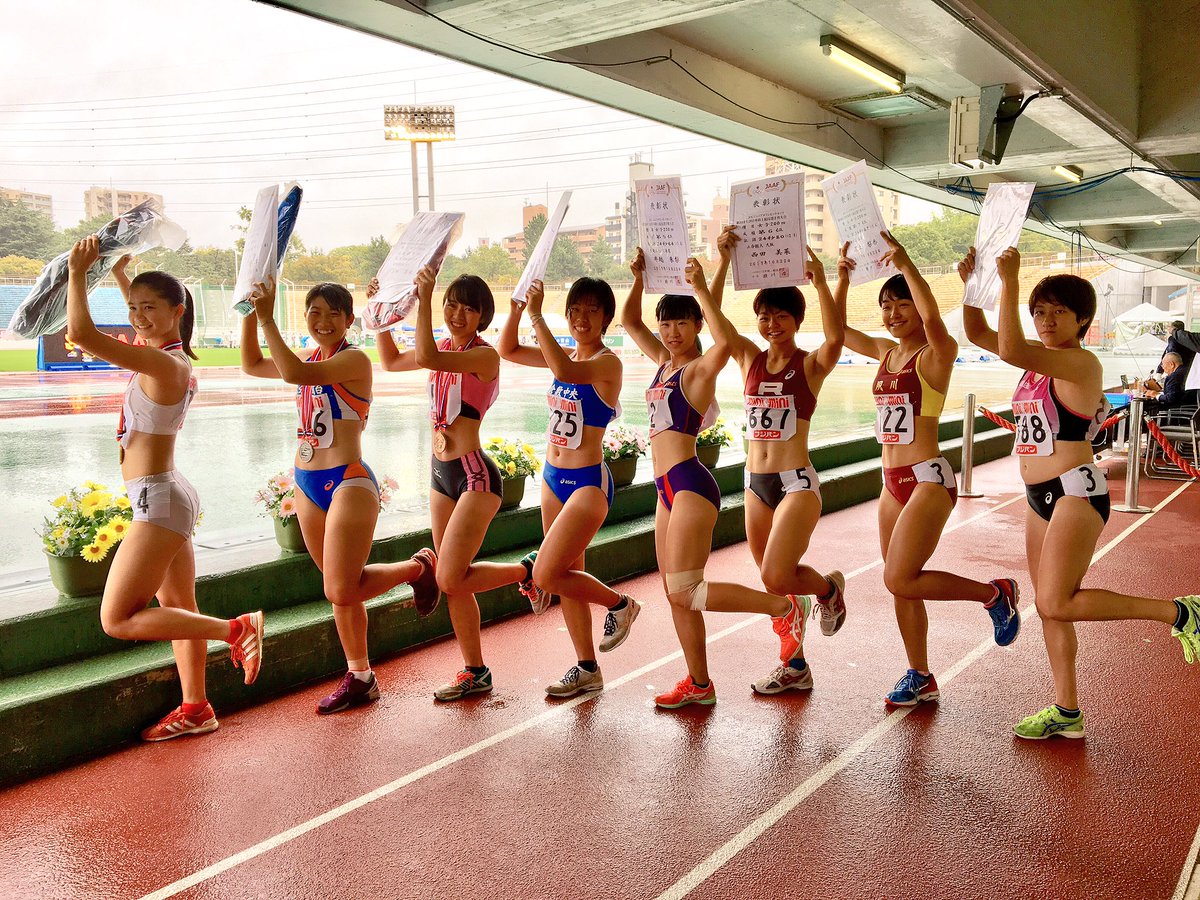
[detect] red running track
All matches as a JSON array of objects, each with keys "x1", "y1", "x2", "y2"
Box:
[{"x1": 0, "y1": 456, "x2": 1197, "y2": 900}]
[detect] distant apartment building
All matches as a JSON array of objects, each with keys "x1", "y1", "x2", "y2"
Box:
[
  {"x1": 765, "y1": 157, "x2": 901, "y2": 256},
  {"x1": 0, "y1": 187, "x2": 53, "y2": 218},
  {"x1": 83, "y1": 187, "x2": 164, "y2": 220},
  {"x1": 503, "y1": 202, "x2": 606, "y2": 262}
]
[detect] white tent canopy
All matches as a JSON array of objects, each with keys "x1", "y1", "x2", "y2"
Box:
[
  {"x1": 1113, "y1": 302, "x2": 1175, "y2": 324},
  {"x1": 1112, "y1": 331, "x2": 1166, "y2": 357}
]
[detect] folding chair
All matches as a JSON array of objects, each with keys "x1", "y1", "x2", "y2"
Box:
[{"x1": 1145, "y1": 405, "x2": 1200, "y2": 480}]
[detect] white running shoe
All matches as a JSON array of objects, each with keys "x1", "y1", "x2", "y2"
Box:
[
  {"x1": 545, "y1": 664, "x2": 604, "y2": 698},
  {"x1": 751, "y1": 663, "x2": 814, "y2": 695},
  {"x1": 599, "y1": 596, "x2": 641, "y2": 652}
]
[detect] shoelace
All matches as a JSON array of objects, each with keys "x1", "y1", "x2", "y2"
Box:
[
  {"x1": 602, "y1": 612, "x2": 617, "y2": 636},
  {"x1": 895, "y1": 671, "x2": 925, "y2": 695},
  {"x1": 561, "y1": 667, "x2": 580, "y2": 685},
  {"x1": 455, "y1": 669, "x2": 475, "y2": 686}
]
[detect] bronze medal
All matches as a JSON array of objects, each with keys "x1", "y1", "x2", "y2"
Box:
[
  {"x1": 433, "y1": 430, "x2": 448, "y2": 455},
  {"x1": 298, "y1": 440, "x2": 315, "y2": 463}
]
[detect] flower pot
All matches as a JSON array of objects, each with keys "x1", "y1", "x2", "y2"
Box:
[
  {"x1": 46, "y1": 551, "x2": 114, "y2": 598},
  {"x1": 273, "y1": 515, "x2": 309, "y2": 553},
  {"x1": 500, "y1": 475, "x2": 526, "y2": 510},
  {"x1": 697, "y1": 444, "x2": 722, "y2": 468},
  {"x1": 607, "y1": 455, "x2": 638, "y2": 487}
]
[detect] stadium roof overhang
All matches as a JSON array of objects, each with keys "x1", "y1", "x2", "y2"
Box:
[{"x1": 261, "y1": 0, "x2": 1200, "y2": 279}]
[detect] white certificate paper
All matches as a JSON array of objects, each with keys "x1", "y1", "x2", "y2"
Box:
[
  {"x1": 635, "y1": 176, "x2": 692, "y2": 295},
  {"x1": 963, "y1": 182, "x2": 1037, "y2": 311},
  {"x1": 1187, "y1": 357, "x2": 1200, "y2": 392},
  {"x1": 513, "y1": 191, "x2": 572, "y2": 305},
  {"x1": 821, "y1": 161, "x2": 897, "y2": 287},
  {"x1": 729, "y1": 174, "x2": 808, "y2": 290},
  {"x1": 233, "y1": 184, "x2": 279, "y2": 315},
  {"x1": 364, "y1": 211, "x2": 465, "y2": 333}
]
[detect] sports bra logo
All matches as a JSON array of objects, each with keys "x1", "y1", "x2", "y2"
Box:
[{"x1": 759, "y1": 382, "x2": 783, "y2": 395}]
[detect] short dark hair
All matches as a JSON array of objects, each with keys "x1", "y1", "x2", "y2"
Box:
[
  {"x1": 878, "y1": 273, "x2": 912, "y2": 306},
  {"x1": 753, "y1": 286, "x2": 805, "y2": 324},
  {"x1": 446, "y1": 274, "x2": 495, "y2": 331},
  {"x1": 565, "y1": 277, "x2": 616, "y2": 332},
  {"x1": 128, "y1": 270, "x2": 197, "y2": 360},
  {"x1": 304, "y1": 282, "x2": 354, "y2": 317},
  {"x1": 655, "y1": 293, "x2": 702, "y2": 323},
  {"x1": 1029, "y1": 274, "x2": 1096, "y2": 339},
  {"x1": 1171, "y1": 320, "x2": 1185, "y2": 331}
]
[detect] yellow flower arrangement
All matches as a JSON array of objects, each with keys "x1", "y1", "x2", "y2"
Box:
[
  {"x1": 483, "y1": 436, "x2": 541, "y2": 479},
  {"x1": 39, "y1": 483, "x2": 132, "y2": 562},
  {"x1": 697, "y1": 416, "x2": 733, "y2": 449}
]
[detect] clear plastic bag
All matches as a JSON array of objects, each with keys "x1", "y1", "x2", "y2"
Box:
[
  {"x1": 363, "y1": 211, "x2": 464, "y2": 333},
  {"x1": 11, "y1": 200, "x2": 187, "y2": 338},
  {"x1": 232, "y1": 182, "x2": 304, "y2": 316}
]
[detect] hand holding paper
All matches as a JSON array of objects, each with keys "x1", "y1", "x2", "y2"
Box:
[{"x1": 962, "y1": 182, "x2": 1035, "y2": 310}]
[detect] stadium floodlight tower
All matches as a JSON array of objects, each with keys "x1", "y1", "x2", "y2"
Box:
[{"x1": 384, "y1": 105, "x2": 456, "y2": 215}]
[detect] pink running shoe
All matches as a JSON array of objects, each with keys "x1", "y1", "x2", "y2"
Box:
[
  {"x1": 654, "y1": 675, "x2": 716, "y2": 709},
  {"x1": 772, "y1": 594, "x2": 812, "y2": 662},
  {"x1": 140, "y1": 704, "x2": 219, "y2": 742},
  {"x1": 229, "y1": 610, "x2": 265, "y2": 685}
]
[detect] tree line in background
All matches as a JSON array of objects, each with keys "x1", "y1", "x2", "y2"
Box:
[{"x1": 0, "y1": 197, "x2": 1067, "y2": 287}]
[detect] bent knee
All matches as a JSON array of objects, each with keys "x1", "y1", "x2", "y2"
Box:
[
  {"x1": 760, "y1": 566, "x2": 794, "y2": 597},
  {"x1": 1035, "y1": 594, "x2": 1074, "y2": 621},
  {"x1": 436, "y1": 569, "x2": 467, "y2": 596},
  {"x1": 531, "y1": 561, "x2": 566, "y2": 594},
  {"x1": 324, "y1": 582, "x2": 363, "y2": 606},
  {"x1": 666, "y1": 590, "x2": 692, "y2": 610},
  {"x1": 882, "y1": 567, "x2": 918, "y2": 597},
  {"x1": 100, "y1": 613, "x2": 135, "y2": 640}
]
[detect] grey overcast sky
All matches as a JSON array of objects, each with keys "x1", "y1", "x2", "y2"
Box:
[{"x1": 0, "y1": 0, "x2": 937, "y2": 251}]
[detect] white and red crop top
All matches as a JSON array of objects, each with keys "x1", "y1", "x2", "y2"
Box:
[
  {"x1": 1010, "y1": 371, "x2": 1108, "y2": 456},
  {"x1": 744, "y1": 348, "x2": 816, "y2": 442},
  {"x1": 116, "y1": 341, "x2": 197, "y2": 449}
]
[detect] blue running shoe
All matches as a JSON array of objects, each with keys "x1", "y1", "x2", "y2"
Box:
[
  {"x1": 885, "y1": 669, "x2": 939, "y2": 707},
  {"x1": 987, "y1": 578, "x2": 1021, "y2": 646}
]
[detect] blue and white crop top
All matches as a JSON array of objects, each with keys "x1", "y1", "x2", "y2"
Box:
[
  {"x1": 116, "y1": 341, "x2": 197, "y2": 449},
  {"x1": 546, "y1": 349, "x2": 619, "y2": 449}
]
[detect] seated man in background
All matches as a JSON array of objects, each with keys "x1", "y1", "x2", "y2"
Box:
[{"x1": 1146, "y1": 352, "x2": 1199, "y2": 412}]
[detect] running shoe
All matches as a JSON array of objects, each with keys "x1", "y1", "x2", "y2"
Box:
[
  {"x1": 140, "y1": 704, "x2": 219, "y2": 742},
  {"x1": 1172, "y1": 595, "x2": 1200, "y2": 664},
  {"x1": 1013, "y1": 706, "x2": 1085, "y2": 740},
  {"x1": 409, "y1": 548, "x2": 442, "y2": 617},
  {"x1": 654, "y1": 675, "x2": 717, "y2": 709},
  {"x1": 434, "y1": 667, "x2": 494, "y2": 702},
  {"x1": 599, "y1": 595, "x2": 641, "y2": 652},
  {"x1": 986, "y1": 578, "x2": 1021, "y2": 646},
  {"x1": 772, "y1": 594, "x2": 812, "y2": 663},
  {"x1": 813, "y1": 570, "x2": 847, "y2": 637},
  {"x1": 317, "y1": 671, "x2": 381, "y2": 715},
  {"x1": 229, "y1": 610, "x2": 265, "y2": 685},
  {"x1": 545, "y1": 664, "x2": 604, "y2": 698},
  {"x1": 884, "y1": 669, "x2": 939, "y2": 707},
  {"x1": 751, "y1": 663, "x2": 814, "y2": 695},
  {"x1": 517, "y1": 551, "x2": 552, "y2": 615}
]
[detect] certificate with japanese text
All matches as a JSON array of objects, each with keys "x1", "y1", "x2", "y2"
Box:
[
  {"x1": 729, "y1": 174, "x2": 808, "y2": 290},
  {"x1": 635, "y1": 176, "x2": 692, "y2": 295},
  {"x1": 513, "y1": 191, "x2": 571, "y2": 305},
  {"x1": 963, "y1": 182, "x2": 1036, "y2": 310},
  {"x1": 821, "y1": 161, "x2": 897, "y2": 287},
  {"x1": 364, "y1": 211, "x2": 465, "y2": 333}
]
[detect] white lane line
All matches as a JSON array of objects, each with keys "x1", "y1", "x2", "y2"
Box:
[
  {"x1": 655, "y1": 480, "x2": 1193, "y2": 900},
  {"x1": 139, "y1": 493, "x2": 1025, "y2": 900},
  {"x1": 1174, "y1": 822, "x2": 1200, "y2": 900}
]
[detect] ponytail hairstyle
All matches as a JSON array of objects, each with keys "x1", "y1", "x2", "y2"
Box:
[{"x1": 129, "y1": 270, "x2": 198, "y2": 360}]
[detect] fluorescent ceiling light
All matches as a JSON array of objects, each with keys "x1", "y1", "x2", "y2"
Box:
[
  {"x1": 820, "y1": 35, "x2": 904, "y2": 94},
  {"x1": 1053, "y1": 164, "x2": 1082, "y2": 183}
]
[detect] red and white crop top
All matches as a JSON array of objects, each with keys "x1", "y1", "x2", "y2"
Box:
[
  {"x1": 744, "y1": 348, "x2": 816, "y2": 442},
  {"x1": 428, "y1": 335, "x2": 499, "y2": 427}
]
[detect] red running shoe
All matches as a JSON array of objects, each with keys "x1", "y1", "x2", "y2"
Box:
[
  {"x1": 410, "y1": 548, "x2": 442, "y2": 617},
  {"x1": 229, "y1": 610, "x2": 265, "y2": 685},
  {"x1": 654, "y1": 675, "x2": 716, "y2": 709},
  {"x1": 772, "y1": 594, "x2": 811, "y2": 662},
  {"x1": 140, "y1": 704, "x2": 219, "y2": 742}
]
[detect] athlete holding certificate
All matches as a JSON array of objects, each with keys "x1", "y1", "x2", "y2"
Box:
[{"x1": 842, "y1": 233, "x2": 1021, "y2": 708}]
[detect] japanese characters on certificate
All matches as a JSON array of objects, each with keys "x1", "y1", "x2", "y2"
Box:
[
  {"x1": 513, "y1": 191, "x2": 572, "y2": 305},
  {"x1": 635, "y1": 176, "x2": 692, "y2": 295},
  {"x1": 963, "y1": 182, "x2": 1036, "y2": 310},
  {"x1": 729, "y1": 174, "x2": 808, "y2": 290},
  {"x1": 363, "y1": 211, "x2": 465, "y2": 332},
  {"x1": 821, "y1": 161, "x2": 898, "y2": 286},
  {"x1": 233, "y1": 184, "x2": 279, "y2": 315}
]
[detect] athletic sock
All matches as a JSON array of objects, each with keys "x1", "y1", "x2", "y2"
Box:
[
  {"x1": 467, "y1": 664, "x2": 488, "y2": 676},
  {"x1": 1175, "y1": 599, "x2": 1190, "y2": 630},
  {"x1": 1054, "y1": 705, "x2": 1081, "y2": 719},
  {"x1": 916, "y1": 670, "x2": 931, "y2": 679},
  {"x1": 787, "y1": 657, "x2": 807, "y2": 671},
  {"x1": 350, "y1": 669, "x2": 373, "y2": 682},
  {"x1": 226, "y1": 618, "x2": 244, "y2": 644},
  {"x1": 609, "y1": 597, "x2": 628, "y2": 612},
  {"x1": 983, "y1": 583, "x2": 1001, "y2": 608},
  {"x1": 181, "y1": 701, "x2": 209, "y2": 717},
  {"x1": 578, "y1": 660, "x2": 598, "y2": 673},
  {"x1": 692, "y1": 679, "x2": 710, "y2": 690},
  {"x1": 817, "y1": 578, "x2": 835, "y2": 602}
]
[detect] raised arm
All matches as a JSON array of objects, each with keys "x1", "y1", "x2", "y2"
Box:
[
  {"x1": 411, "y1": 265, "x2": 499, "y2": 378},
  {"x1": 620, "y1": 248, "x2": 668, "y2": 364},
  {"x1": 996, "y1": 248, "x2": 1097, "y2": 380},
  {"x1": 65, "y1": 237, "x2": 188, "y2": 382},
  {"x1": 497, "y1": 282, "x2": 548, "y2": 368},
  {"x1": 239, "y1": 309, "x2": 279, "y2": 378},
  {"x1": 250, "y1": 276, "x2": 372, "y2": 386},
  {"x1": 698, "y1": 233, "x2": 757, "y2": 368},
  {"x1": 709, "y1": 225, "x2": 737, "y2": 309},
  {"x1": 367, "y1": 279, "x2": 420, "y2": 372},
  {"x1": 957, "y1": 247, "x2": 999, "y2": 354},
  {"x1": 838, "y1": 246, "x2": 895, "y2": 361},
  {"x1": 881, "y1": 231, "x2": 957, "y2": 365},
  {"x1": 526, "y1": 280, "x2": 620, "y2": 384},
  {"x1": 112, "y1": 254, "x2": 133, "y2": 301},
  {"x1": 807, "y1": 247, "x2": 845, "y2": 374},
  {"x1": 686, "y1": 258, "x2": 733, "y2": 377}
]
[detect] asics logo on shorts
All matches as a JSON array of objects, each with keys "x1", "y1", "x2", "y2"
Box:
[
  {"x1": 325, "y1": 480, "x2": 336, "y2": 491},
  {"x1": 1045, "y1": 492, "x2": 1053, "y2": 505}
]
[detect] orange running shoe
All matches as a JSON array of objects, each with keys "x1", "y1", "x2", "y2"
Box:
[
  {"x1": 654, "y1": 674, "x2": 716, "y2": 709},
  {"x1": 230, "y1": 610, "x2": 265, "y2": 685},
  {"x1": 140, "y1": 704, "x2": 219, "y2": 742},
  {"x1": 772, "y1": 594, "x2": 811, "y2": 662}
]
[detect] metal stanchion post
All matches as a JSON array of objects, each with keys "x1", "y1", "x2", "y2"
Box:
[
  {"x1": 1113, "y1": 396, "x2": 1152, "y2": 513},
  {"x1": 959, "y1": 392, "x2": 983, "y2": 498}
]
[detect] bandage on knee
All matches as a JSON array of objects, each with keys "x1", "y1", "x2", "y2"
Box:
[{"x1": 665, "y1": 569, "x2": 709, "y2": 611}]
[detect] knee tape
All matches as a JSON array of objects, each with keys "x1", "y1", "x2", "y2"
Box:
[{"x1": 665, "y1": 569, "x2": 709, "y2": 611}]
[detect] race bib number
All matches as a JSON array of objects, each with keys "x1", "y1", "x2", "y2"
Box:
[
  {"x1": 646, "y1": 386, "x2": 674, "y2": 437},
  {"x1": 745, "y1": 395, "x2": 797, "y2": 441},
  {"x1": 874, "y1": 393, "x2": 914, "y2": 444},
  {"x1": 546, "y1": 392, "x2": 583, "y2": 449},
  {"x1": 912, "y1": 457, "x2": 951, "y2": 488},
  {"x1": 1012, "y1": 398, "x2": 1052, "y2": 456},
  {"x1": 1061, "y1": 464, "x2": 1108, "y2": 498},
  {"x1": 307, "y1": 391, "x2": 334, "y2": 449}
]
